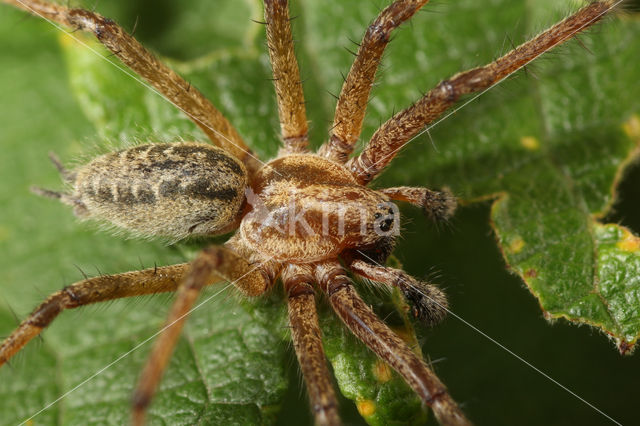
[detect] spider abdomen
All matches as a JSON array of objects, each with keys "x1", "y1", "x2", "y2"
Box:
[{"x1": 69, "y1": 142, "x2": 247, "y2": 239}]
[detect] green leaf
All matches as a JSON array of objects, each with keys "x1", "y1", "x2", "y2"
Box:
[
  {"x1": 0, "y1": 2, "x2": 286, "y2": 425},
  {"x1": 56, "y1": 24, "x2": 425, "y2": 426},
  {"x1": 304, "y1": 0, "x2": 640, "y2": 351},
  {"x1": 321, "y1": 285, "x2": 428, "y2": 425},
  {"x1": 1, "y1": 1, "x2": 640, "y2": 425},
  {"x1": 0, "y1": 1, "x2": 421, "y2": 424},
  {"x1": 376, "y1": 0, "x2": 640, "y2": 352}
]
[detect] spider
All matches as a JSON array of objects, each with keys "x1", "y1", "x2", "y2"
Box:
[{"x1": 0, "y1": 0, "x2": 623, "y2": 425}]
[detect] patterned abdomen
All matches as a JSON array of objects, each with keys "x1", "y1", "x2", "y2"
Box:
[{"x1": 72, "y1": 143, "x2": 247, "y2": 240}]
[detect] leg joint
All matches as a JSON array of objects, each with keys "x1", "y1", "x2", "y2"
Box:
[
  {"x1": 425, "y1": 389, "x2": 447, "y2": 406},
  {"x1": 287, "y1": 281, "x2": 315, "y2": 299},
  {"x1": 347, "y1": 154, "x2": 376, "y2": 185},
  {"x1": 326, "y1": 276, "x2": 350, "y2": 297},
  {"x1": 366, "y1": 22, "x2": 390, "y2": 44},
  {"x1": 436, "y1": 79, "x2": 457, "y2": 103},
  {"x1": 312, "y1": 400, "x2": 339, "y2": 414},
  {"x1": 29, "y1": 295, "x2": 65, "y2": 328},
  {"x1": 131, "y1": 390, "x2": 151, "y2": 411},
  {"x1": 328, "y1": 133, "x2": 352, "y2": 153},
  {"x1": 68, "y1": 9, "x2": 118, "y2": 42}
]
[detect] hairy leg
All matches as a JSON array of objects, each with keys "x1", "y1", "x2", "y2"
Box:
[
  {"x1": 0, "y1": 263, "x2": 191, "y2": 367},
  {"x1": 264, "y1": 0, "x2": 310, "y2": 154},
  {"x1": 349, "y1": 259, "x2": 447, "y2": 327},
  {"x1": 47, "y1": 151, "x2": 76, "y2": 182},
  {"x1": 348, "y1": 0, "x2": 617, "y2": 184},
  {"x1": 380, "y1": 186, "x2": 456, "y2": 222},
  {"x1": 316, "y1": 261, "x2": 470, "y2": 426},
  {"x1": 2, "y1": 0, "x2": 260, "y2": 174},
  {"x1": 319, "y1": 0, "x2": 430, "y2": 163},
  {"x1": 282, "y1": 264, "x2": 340, "y2": 426},
  {"x1": 131, "y1": 245, "x2": 273, "y2": 426}
]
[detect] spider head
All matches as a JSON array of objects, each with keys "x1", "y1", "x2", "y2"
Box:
[
  {"x1": 338, "y1": 197, "x2": 399, "y2": 264},
  {"x1": 373, "y1": 202, "x2": 397, "y2": 234}
]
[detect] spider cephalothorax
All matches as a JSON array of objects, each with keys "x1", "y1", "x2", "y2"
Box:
[
  {"x1": 0, "y1": 0, "x2": 619, "y2": 425},
  {"x1": 241, "y1": 154, "x2": 402, "y2": 261}
]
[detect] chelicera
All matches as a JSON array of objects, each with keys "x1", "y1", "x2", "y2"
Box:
[{"x1": 0, "y1": 0, "x2": 619, "y2": 424}]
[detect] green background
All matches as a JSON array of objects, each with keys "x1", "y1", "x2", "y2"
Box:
[{"x1": 1, "y1": 0, "x2": 639, "y2": 425}]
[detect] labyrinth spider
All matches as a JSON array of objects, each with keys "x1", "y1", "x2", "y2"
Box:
[{"x1": 0, "y1": 0, "x2": 636, "y2": 424}]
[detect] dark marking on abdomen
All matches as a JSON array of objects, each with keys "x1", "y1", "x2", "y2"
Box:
[
  {"x1": 84, "y1": 181, "x2": 157, "y2": 206},
  {"x1": 170, "y1": 144, "x2": 244, "y2": 175},
  {"x1": 136, "y1": 186, "x2": 156, "y2": 204},
  {"x1": 95, "y1": 184, "x2": 114, "y2": 203},
  {"x1": 159, "y1": 178, "x2": 238, "y2": 202},
  {"x1": 159, "y1": 180, "x2": 181, "y2": 198},
  {"x1": 185, "y1": 180, "x2": 238, "y2": 201}
]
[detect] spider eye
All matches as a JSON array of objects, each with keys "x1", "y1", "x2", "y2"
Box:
[
  {"x1": 374, "y1": 212, "x2": 382, "y2": 219},
  {"x1": 380, "y1": 218, "x2": 393, "y2": 232}
]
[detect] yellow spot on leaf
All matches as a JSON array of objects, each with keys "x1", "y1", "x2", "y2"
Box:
[
  {"x1": 357, "y1": 399, "x2": 376, "y2": 417},
  {"x1": 520, "y1": 136, "x2": 540, "y2": 151},
  {"x1": 58, "y1": 32, "x2": 75, "y2": 47},
  {"x1": 373, "y1": 360, "x2": 392, "y2": 383},
  {"x1": 617, "y1": 229, "x2": 640, "y2": 252},
  {"x1": 58, "y1": 30, "x2": 93, "y2": 48},
  {"x1": 509, "y1": 237, "x2": 525, "y2": 254},
  {"x1": 623, "y1": 114, "x2": 640, "y2": 142},
  {"x1": 0, "y1": 226, "x2": 8, "y2": 242}
]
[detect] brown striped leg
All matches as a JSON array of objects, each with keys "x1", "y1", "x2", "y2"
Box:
[
  {"x1": 316, "y1": 262, "x2": 470, "y2": 426},
  {"x1": 318, "y1": 0, "x2": 430, "y2": 163},
  {"x1": 348, "y1": 0, "x2": 617, "y2": 184},
  {"x1": 0, "y1": 263, "x2": 191, "y2": 367},
  {"x1": 131, "y1": 246, "x2": 273, "y2": 426},
  {"x1": 379, "y1": 186, "x2": 457, "y2": 222},
  {"x1": 282, "y1": 264, "x2": 341, "y2": 426},
  {"x1": 2, "y1": 0, "x2": 260, "y2": 174},
  {"x1": 349, "y1": 259, "x2": 448, "y2": 327},
  {"x1": 264, "y1": 0, "x2": 309, "y2": 154}
]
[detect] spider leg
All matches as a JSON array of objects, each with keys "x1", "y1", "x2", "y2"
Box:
[
  {"x1": 47, "y1": 151, "x2": 76, "y2": 183},
  {"x1": 30, "y1": 151, "x2": 90, "y2": 216},
  {"x1": 348, "y1": 259, "x2": 448, "y2": 327},
  {"x1": 131, "y1": 245, "x2": 274, "y2": 426},
  {"x1": 318, "y1": 0, "x2": 431, "y2": 163},
  {"x1": 380, "y1": 186, "x2": 457, "y2": 223},
  {"x1": 282, "y1": 264, "x2": 340, "y2": 426},
  {"x1": 0, "y1": 263, "x2": 191, "y2": 367},
  {"x1": 264, "y1": 0, "x2": 310, "y2": 154},
  {"x1": 316, "y1": 261, "x2": 470, "y2": 426},
  {"x1": 347, "y1": 0, "x2": 617, "y2": 184},
  {"x1": 2, "y1": 0, "x2": 261, "y2": 174}
]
